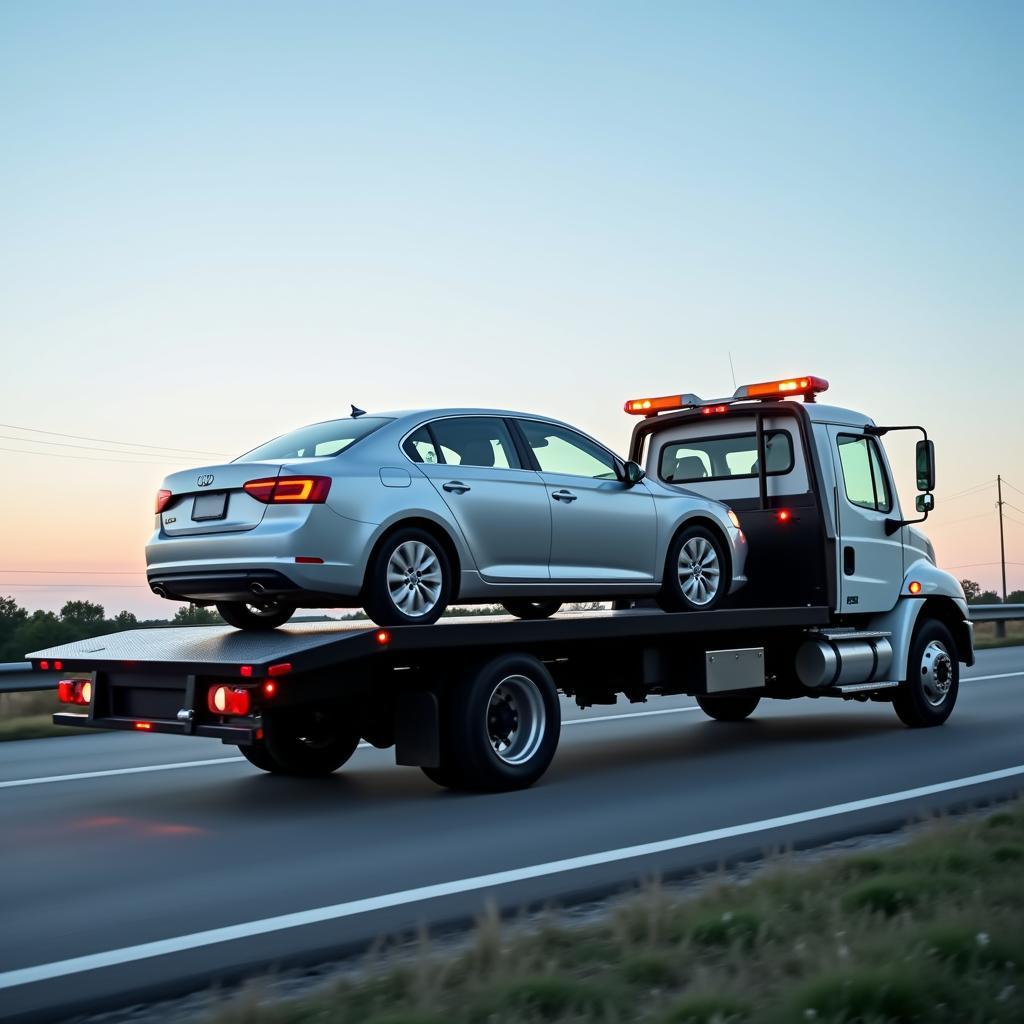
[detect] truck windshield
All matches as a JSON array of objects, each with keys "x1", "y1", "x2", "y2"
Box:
[{"x1": 235, "y1": 417, "x2": 391, "y2": 462}]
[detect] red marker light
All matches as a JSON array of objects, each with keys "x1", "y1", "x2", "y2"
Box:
[
  {"x1": 135, "y1": 722, "x2": 152, "y2": 731},
  {"x1": 240, "y1": 665, "x2": 253, "y2": 678},
  {"x1": 39, "y1": 661, "x2": 49, "y2": 671},
  {"x1": 295, "y1": 556, "x2": 324, "y2": 564},
  {"x1": 701, "y1": 405, "x2": 729, "y2": 416},
  {"x1": 909, "y1": 580, "x2": 922, "y2": 595},
  {"x1": 263, "y1": 681, "x2": 276, "y2": 698},
  {"x1": 54, "y1": 661, "x2": 63, "y2": 671},
  {"x1": 776, "y1": 509, "x2": 792, "y2": 523},
  {"x1": 376, "y1": 629, "x2": 391, "y2": 646},
  {"x1": 267, "y1": 662, "x2": 292, "y2": 677}
]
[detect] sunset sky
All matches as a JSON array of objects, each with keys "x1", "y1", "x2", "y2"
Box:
[{"x1": 1, "y1": 0, "x2": 1022, "y2": 617}]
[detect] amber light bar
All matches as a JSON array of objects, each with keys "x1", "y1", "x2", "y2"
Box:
[
  {"x1": 624, "y1": 395, "x2": 688, "y2": 415},
  {"x1": 736, "y1": 375, "x2": 829, "y2": 399}
]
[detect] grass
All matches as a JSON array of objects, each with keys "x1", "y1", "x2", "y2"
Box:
[
  {"x1": 973, "y1": 620, "x2": 1024, "y2": 649},
  {"x1": 201, "y1": 800, "x2": 1024, "y2": 1024},
  {"x1": 0, "y1": 689, "x2": 93, "y2": 740}
]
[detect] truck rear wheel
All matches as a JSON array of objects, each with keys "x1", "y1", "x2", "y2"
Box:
[
  {"x1": 695, "y1": 692, "x2": 761, "y2": 721},
  {"x1": 217, "y1": 601, "x2": 294, "y2": 630},
  {"x1": 258, "y1": 705, "x2": 361, "y2": 775},
  {"x1": 893, "y1": 619, "x2": 959, "y2": 728},
  {"x1": 501, "y1": 599, "x2": 562, "y2": 620},
  {"x1": 423, "y1": 653, "x2": 560, "y2": 792}
]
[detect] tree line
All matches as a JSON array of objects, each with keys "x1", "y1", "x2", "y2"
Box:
[{"x1": 959, "y1": 580, "x2": 1024, "y2": 605}]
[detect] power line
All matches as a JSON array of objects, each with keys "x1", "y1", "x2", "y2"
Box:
[
  {"x1": 1003, "y1": 501, "x2": 1024, "y2": 517},
  {"x1": 0, "y1": 433, "x2": 215, "y2": 461},
  {"x1": 0, "y1": 446, "x2": 185, "y2": 466},
  {"x1": 0, "y1": 422, "x2": 231, "y2": 458},
  {"x1": 943, "y1": 561, "x2": 1024, "y2": 569},
  {"x1": 925, "y1": 511, "x2": 994, "y2": 529},
  {"x1": 1001, "y1": 478, "x2": 1024, "y2": 499},
  {"x1": 942, "y1": 480, "x2": 995, "y2": 501}
]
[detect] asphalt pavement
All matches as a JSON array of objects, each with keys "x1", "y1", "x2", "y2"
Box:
[{"x1": 2, "y1": 647, "x2": 1023, "y2": 1021}]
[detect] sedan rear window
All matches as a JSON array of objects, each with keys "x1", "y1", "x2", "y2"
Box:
[
  {"x1": 236, "y1": 417, "x2": 391, "y2": 462},
  {"x1": 659, "y1": 430, "x2": 794, "y2": 483}
]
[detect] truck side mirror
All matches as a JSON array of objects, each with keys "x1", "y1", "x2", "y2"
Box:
[
  {"x1": 623, "y1": 460, "x2": 646, "y2": 486},
  {"x1": 915, "y1": 492, "x2": 934, "y2": 513},
  {"x1": 916, "y1": 439, "x2": 935, "y2": 492}
]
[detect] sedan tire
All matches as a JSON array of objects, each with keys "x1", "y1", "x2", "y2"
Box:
[
  {"x1": 364, "y1": 527, "x2": 452, "y2": 626},
  {"x1": 658, "y1": 524, "x2": 729, "y2": 612}
]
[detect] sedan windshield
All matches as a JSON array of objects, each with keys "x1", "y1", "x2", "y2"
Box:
[{"x1": 236, "y1": 417, "x2": 391, "y2": 462}]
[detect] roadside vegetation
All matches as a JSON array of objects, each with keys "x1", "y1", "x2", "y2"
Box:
[{"x1": 206, "y1": 802, "x2": 1024, "y2": 1024}]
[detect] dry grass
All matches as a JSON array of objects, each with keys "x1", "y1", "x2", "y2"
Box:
[
  {"x1": 0, "y1": 689, "x2": 92, "y2": 740},
  {"x1": 202, "y1": 801, "x2": 1024, "y2": 1024},
  {"x1": 973, "y1": 620, "x2": 1024, "y2": 649}
]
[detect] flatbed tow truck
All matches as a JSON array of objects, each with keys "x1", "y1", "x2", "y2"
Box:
[{"x1": 29, "y1": 375, "x2": 973, "y2": 792}]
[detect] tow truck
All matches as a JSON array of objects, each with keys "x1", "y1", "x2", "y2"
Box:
[{"x1": 30, "y1": 374, "x2": 972, "y2": 793}]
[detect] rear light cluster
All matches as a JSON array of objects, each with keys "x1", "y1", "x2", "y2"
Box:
[
  {"x1": 156, "y1": 489, "x2": 173, "y2": 513},
  {"x1": 58, "y1": 679, "x2": 92, "y2": 705},
  {"x1": 244, "y1": 476, "x2": 332, "y2": 504},
  {"x1": 208, "y1": 685, "x2": 251, "y2": 716}
]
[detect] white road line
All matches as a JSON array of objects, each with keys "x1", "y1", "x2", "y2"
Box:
[
  {"x1": 0, "y1": 709, "x2": 703, "y2": 789},
  {"x1": 2, "y1": 762, "x2": 1022, "y2": 990},
  {"x1": 964, "y1": 671, "x2": 1024, "y2": 683}
]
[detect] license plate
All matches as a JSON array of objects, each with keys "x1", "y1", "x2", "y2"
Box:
[{"x1": 192, "y1": 493, "x2": 228, "y2": 521}]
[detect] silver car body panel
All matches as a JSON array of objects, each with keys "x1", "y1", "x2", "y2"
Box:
[{"x1": 146, "y1": 408, "x2": 747, "y2": 607}]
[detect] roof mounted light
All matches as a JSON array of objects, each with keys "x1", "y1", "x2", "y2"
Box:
[{"x1": 733, "y1": 375, "x2": 829, "y2": 401}]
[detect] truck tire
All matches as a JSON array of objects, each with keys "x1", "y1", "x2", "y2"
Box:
[
  {"x1": 237, "y1": 740, "x2": 281, "y2": 772},
  {"x1": 893, "y1": 619, "x2": 959, "y2": 728},
  {"x1": 501, "y1": 599, "x2": 563, "y2": 620},
  {"x1": 364, "y1": 527, "x2": 452, "y2": 626},
  {"x1": 423, "y1": 653, "x2": 560, "y2": 792},
  {"x1": 260, "y1": 705, "x2": 361, "y2": 775},
  {"x1": 217, "y1": 601, "x2": 294, "y2": 630},
  {"x1": 695, "y1": 692, "x2": 761, "y2": 721},
  {"x1": 658, "y1": 525, "x2": 729, "y2": 612}
]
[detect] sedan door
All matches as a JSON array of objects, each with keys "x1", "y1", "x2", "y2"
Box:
[
  {"x1": 515, "y1": 419, "x2": 658, "y2": 582},
  {"x1": 410, "y1": 417, "x2": 552, "y2": 581}
]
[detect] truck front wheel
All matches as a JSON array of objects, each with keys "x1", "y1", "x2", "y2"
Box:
[
  {"x1": 423, "y1": 653, "x2": 560, "y2": 792},
  {"x1": 893, "y1": 619, "x2": 959, "y2": 728},
  {"x1": 253, "y1": 705, "x2": 361, "y2": 775}
]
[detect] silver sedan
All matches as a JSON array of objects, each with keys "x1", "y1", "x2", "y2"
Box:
[{"x1": 146, "y1": 409, "x2": 748, "y2": 628}]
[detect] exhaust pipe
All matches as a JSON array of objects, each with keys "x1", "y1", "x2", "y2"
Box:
[
  {"x1": 151, "y1": 585, "x2": 167, "y2": 598},
  {"x1": 250, "y1": 582, "x2": 266, "y2": 596}
]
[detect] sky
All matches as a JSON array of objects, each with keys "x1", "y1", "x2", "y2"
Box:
[{"x1": 1, "y1": 0, "x2": 1022, "y2": 617}]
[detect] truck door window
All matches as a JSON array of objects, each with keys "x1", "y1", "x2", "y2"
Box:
[
  {"x1": 837, "y1": 434, "x2": 892, "y2": 513},
  {"x1": 659, "y1": 430, "x2": 793, "y2": 484},
  {"x1": 427, "y1": 417, "x2": 521, "y2": 469},
  {"x1": 518, "y1": 420, "x2": 620, "y2": 479}
]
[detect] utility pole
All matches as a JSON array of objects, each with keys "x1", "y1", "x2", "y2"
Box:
[{"x1": 996, "y1": 475, "x2": 1007, "y2": 639}]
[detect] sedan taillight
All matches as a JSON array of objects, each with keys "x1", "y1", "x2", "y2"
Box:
[
  {"x1": 244, "y1": 476, "x2": 331, "y2": 504},
  {"x1": 156, "y1": 489, "x2": 173, "y2": 513}
]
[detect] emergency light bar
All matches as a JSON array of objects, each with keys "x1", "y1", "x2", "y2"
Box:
[{"x1": 624, "y1": 375, "x2": 828, "y2": 416}]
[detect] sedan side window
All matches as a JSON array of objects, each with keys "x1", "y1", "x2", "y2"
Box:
[
  {"x1": 837, "y1": 434, "x2": 892, "y2": 513},
  {"x1": 402, "y1": 426, "x2": 442, "y2": 464},
  {"x1": 519, "y1": 420, "x2": 619, "y2": 480},
  {"x1": 429, "y1": 417, "x2": 520, "y2": 469}
]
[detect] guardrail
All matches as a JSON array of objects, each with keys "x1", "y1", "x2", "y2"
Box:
[{"x1": 1, "y1": 604, "x2": 1021, "y2": 695}]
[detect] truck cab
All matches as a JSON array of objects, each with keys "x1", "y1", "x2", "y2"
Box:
[{"x1": 626, "y1": 374, "x2": 973, "y2": 695}]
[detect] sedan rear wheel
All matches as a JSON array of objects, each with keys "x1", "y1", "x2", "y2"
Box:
[
  {"x1": 216, "y1": 601, "x2": 294, "y2": 630},
  {"x1": 364, "y1": 527, "x2": 452, "y2": 626}
]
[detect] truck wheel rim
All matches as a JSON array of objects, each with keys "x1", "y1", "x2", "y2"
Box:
[
  {"x1": 678, "y1": 537, "x2": 721, "y2": 607},
  {"x1": 387, "y1": 541, "x2": 443, "y2": 617},
  {"x1": 920, "y1": 640, "x2": 953, "y2": 706},
  {"x1": 486, "y1": 674, "x2": 546, "y2": 765}
]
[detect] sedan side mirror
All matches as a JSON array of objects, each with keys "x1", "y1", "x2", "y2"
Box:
[{"x1": 623, "y1": 460, "x2": 646, "y2": 486}]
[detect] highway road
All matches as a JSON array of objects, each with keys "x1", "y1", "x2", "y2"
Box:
[{"x1": 2, "y1": 647, "x2": 1023, "y2": 1022}]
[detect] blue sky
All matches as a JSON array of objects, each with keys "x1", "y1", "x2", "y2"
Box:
[{"x1": 1, "y1": 1, "x2": 1022, "y2": 611}]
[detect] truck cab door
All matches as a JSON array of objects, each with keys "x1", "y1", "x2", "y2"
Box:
[{"x1": 827, "y1": 427, "x2": 903, "y2": 614}]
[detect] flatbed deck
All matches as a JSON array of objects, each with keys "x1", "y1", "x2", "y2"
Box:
[{"x1": 28, "y1": 606, "x2": 831, "y2": 676}]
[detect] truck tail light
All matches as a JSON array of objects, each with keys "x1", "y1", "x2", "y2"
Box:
[
  {"x1": 57, "y1": 680, "x2": 92, "y2": 705},
  {"x1": 156, "y1": 489, "x2": 173, "y2": 513},
  {"x1": 701, "y1": 405, "x2": 729, "y2": 416},
  {"x1": 244, "y1": 477, "x2": 332, "y2": 504},
  {"x1": 208, "y1": 685, "x2": 252, "y2": 716}
]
